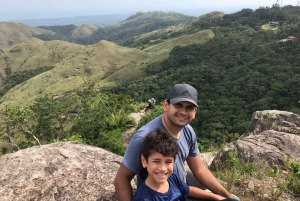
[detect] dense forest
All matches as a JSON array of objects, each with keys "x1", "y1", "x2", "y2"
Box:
[{"x1": 110, "y1": 5, "x2": 300, "y2": 150}]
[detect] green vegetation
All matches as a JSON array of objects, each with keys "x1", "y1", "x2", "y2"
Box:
[
  {"x1": 212, "y1": 150, "x2": 300, "y2": 200},
  {"x1": 0, "y1": 91, "x2": 139, "y2": 156}
]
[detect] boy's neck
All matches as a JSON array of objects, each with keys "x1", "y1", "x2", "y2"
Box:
[{"x1": 145, "y1": 177, "x2": 170, "y2": 193}]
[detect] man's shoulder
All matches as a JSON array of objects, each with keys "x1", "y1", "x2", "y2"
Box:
[
  {"x1": 135, "y1": 115, "x2": 164, "y2": 137},
  {"x1": 184, "y1": 124, "x2": 194, "y2": 131},
  {"x1": 182, "y1": 124, "x2": 196, "y2": 136}
]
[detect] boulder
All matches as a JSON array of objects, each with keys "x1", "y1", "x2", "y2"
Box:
[
  {"x1": 250, "y1": 110, "x2": 300, "y2": 135},
  {"x1": 0, "y1": 142, "x2": 130, "y2": 201},
  {"x1": 211, "y1": 110, "x2": 300, "y2": 170}
]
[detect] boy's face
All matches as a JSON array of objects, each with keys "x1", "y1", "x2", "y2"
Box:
[{"x1": 141, "y1": 151, "x2": 174, "y2": 185}]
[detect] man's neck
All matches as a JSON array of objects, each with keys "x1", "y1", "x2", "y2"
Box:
[
  {"x1": 145, "y1": 177, "x2": 169, "y2": 193},
  {"x1": 162, "y1": 114, "x2": 181, "y2": 139}
]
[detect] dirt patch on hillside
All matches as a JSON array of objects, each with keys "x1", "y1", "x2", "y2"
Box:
[{"x1": 122, "y1": 111, "x2": 145, "y2": 146}]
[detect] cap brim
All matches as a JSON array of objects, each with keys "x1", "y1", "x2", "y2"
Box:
[{"x1": 170, "y1": 98, "x2": 198, "y2": 108}]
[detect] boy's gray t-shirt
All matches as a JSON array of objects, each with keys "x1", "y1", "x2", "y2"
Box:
[{"x1": 123, "y1": 115, "x2": 200, "y2": 186}]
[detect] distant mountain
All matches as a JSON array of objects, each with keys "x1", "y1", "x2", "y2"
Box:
[
  {"x1": 35, "y1": 11, "x2": 197, "y2": 46},
  {"x1": 0, "y1": 22, "x2": 55, "y2": 49},
  {"x1": 9, "y1": 13, "x2": 134, "y2": 27}
]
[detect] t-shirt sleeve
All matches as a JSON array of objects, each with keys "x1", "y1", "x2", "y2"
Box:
[
  {"x1": 187, "y1": 125, "x2": 200, "y2": 157},
  {"x1": 123, "y1": 131, "x2": 145, "y2": 173},
  {"x1": 171, "y1": 173, "x2": 190, "y2": 200}
]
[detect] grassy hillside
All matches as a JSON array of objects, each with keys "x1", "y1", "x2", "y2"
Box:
[
  {"x1": 0, "y1": 38, "x2": 151, "y2": 108},
  {"x1": 71, "y1": 24, "x2": 104, "y2": 38},
  {"x1": 142, "y1": 29, "x2": 215, "y2": 61},
  {"x1": 0, "y1": 22, "x2": 55, "y2": 49}
]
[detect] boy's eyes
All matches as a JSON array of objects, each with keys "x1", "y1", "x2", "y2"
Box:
[{"x1": 153, "y1": 160, "x2": 173, "y2": 164}]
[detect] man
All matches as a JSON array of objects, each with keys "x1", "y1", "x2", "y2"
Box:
[{"x1": 114, "y1": 84, "x2": 237, "y2": 201}]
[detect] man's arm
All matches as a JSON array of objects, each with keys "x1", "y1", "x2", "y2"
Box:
[
  {"x1": 186, "y1": 155, "x2": 233, "y2": 198},
  {"x1": 189, "y1": 186, "x2": 226, "y2": 201},
  {"x1": 114, "y1": 163, "x2": 136, "y2": 201}
]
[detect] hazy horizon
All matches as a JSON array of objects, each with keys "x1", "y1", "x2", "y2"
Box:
[{"x1": 1, "y1": 0, "x2": 298, "y2": 21}]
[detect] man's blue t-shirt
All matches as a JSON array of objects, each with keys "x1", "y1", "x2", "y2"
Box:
[
  {"x1": 123, "y1": 115, "x2": 200, "y2": 186},
  {"x1": 131, "y1": 173, "x2": 190, "y2": 201}
]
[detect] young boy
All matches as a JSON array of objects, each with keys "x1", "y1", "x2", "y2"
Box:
[{"x1": 131, "y1": 128, "x2": 236, "y2": 201}]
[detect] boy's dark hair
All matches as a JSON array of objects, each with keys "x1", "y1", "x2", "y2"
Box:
[{"x1": 142, "y1": 127, "x2": 179, "y2": 161}]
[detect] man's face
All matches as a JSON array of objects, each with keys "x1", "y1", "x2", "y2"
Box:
[
  {"x1": 163, "y1": 100, "x2": 197, "y2": 128},
  {"x1": 141, "y1": 152, "x2": 174, "y2": 185}
]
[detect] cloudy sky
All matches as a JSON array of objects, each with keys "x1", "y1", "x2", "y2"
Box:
[{"x1": 0, "y1": 0, "x2": 298, "y2": 21}]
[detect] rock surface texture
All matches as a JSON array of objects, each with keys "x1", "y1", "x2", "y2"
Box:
[
  {"x1": 0, "y1": 142, "x2": 127, "y2": 201},
  {"x1": 211, "y1": 110, "x2": 300, "y2": 170}
]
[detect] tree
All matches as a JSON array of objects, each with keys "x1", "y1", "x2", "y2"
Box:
[{"x1": 3, "y1": 104, "x2": 41, "y2": 151}]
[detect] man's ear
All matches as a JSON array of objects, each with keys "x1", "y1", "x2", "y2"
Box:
[
  {"x1": 141, "y1": 154, "x2": 147, "y2": 168},
  {"x1": 162, "y1": 100, "x2": 168, "y2": 112}
]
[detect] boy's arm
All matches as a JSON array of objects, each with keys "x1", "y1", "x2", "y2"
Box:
[
  {"x1": 189, "y1": 186, "x2": 226, "y2": 201},
  {"x1": 114, "y1": 163, "x2": 136, "y2": 201},
  {"x1": 186, "y1": 155, "x2": 233, "y2": 198}
]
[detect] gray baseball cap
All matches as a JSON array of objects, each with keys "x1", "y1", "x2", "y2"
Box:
[{"x1": 167, "y1": 84, "x2": 198, "y2": 107}]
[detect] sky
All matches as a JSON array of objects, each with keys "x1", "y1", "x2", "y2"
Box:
[{"x1": 0, "y1": 0, "x2": 298, "y2": 21}]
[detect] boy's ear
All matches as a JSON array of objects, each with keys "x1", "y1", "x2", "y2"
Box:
[{"x1": 141, "y1": 154, "x2": 147, "y2": 168}]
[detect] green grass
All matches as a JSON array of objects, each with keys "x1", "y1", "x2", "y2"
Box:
[
  {"x1": 261, "y1": 23, "x2": 279, "y2": 31},
  {"x1": 212, "y1": 150, "x2": 300, "y2": 201}
]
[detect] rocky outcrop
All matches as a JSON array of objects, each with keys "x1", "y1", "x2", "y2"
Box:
[
  {"x1": 250, "y1": 110, "x2": 300, "y2": 135},
  {"x1": 0, "y1": 142, "x2": 131, "y2": 201},
  {"x1": 211, "y1": 110, "x2": 300, "y2": 170}
]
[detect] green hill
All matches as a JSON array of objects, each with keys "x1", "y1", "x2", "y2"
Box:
[
  {"x1": 0, "y1": 38, "x2": 150, "y2": 107},
  {"x1": 35, "y1": 11, "x2": 196, "y2": 45},
  {"x1": 0, "y1": 22, "x2": 55, "y2": 49}
]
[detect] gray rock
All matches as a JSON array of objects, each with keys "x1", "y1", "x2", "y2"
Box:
[
  {"x1": 250, "y1": 110, "x2": 300, "y2": 135},
  {"x1": 0, "y1": 142, "x2": 127, "y2": 201},
  {"x1": 248, "y1": 180, "x2": 255, "y2": 191},
  {"x1": 211, "y1": 110, "x2": 300, "y2": 170}
]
